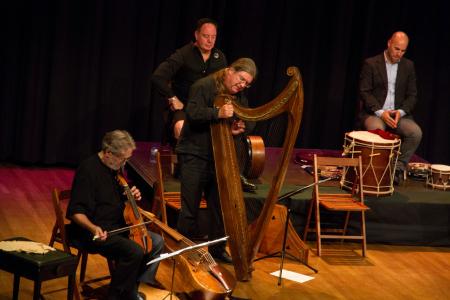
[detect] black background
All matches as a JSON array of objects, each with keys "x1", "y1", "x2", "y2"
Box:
[{"x1": 1, "y1": 0, "x2": 449, "y2": 165}]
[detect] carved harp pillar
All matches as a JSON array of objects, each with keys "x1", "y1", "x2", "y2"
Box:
[{"x1": 211, "y1": 67, "x2": 304, "y2": 281}]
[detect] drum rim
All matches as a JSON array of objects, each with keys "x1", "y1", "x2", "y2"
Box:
[
  {"x1": 344, "y1": 136, "x2": 401, "y2": 148},
  {"x1": 430, "y1": 164, "x2": 450, "y2": 172},
  {"x1": 346, "y1": 131, "x2": 400, "y2": 146},
  {"x1": 345, "y1": 130, "x2": 400, "y2": 145}
]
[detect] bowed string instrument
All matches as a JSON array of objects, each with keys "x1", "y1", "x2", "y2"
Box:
[{"x1": 115, "y1": 172, "x2": 153, "y2": 253}]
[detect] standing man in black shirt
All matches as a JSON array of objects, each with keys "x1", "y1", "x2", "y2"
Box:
[
  {"x1": 151, "y1": 18, "x2": 227, "y2": 145},
  {"x1": 67, "y1": 130, "x2": 164, "y2": 300},
  {"x1": 152, "y1": 18, "x2": 256, "y2": 192},
  {"x1": 176, "y1": 58, "x2": 257, "y2": 264}
]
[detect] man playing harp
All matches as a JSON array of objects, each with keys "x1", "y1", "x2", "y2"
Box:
[{"x1": 175, "y1": 58, "x2": 257, "y2": 264}]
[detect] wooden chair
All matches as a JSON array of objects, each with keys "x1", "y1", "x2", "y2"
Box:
[
  {"x1": 303, "y1": 154, "x2": 370, "y2": 257},
  {"x1": 152, "y1": 151, "x2": 206, "y2": 225},
  {"x1": 49, "y1": 188, "x2": 113, "y2": 298}
]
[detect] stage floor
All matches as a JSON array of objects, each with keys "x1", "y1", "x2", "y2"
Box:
[{"x1": 0, "y1": 157, "x2": 449, "y2": 299}]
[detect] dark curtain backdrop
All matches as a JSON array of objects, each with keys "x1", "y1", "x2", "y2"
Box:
[{"x1": 1, "y1": 0, "x2": 449, "y2": 166}]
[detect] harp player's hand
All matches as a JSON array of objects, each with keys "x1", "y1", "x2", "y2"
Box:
[
  {"x1": 218, "y1": 103, "x2": 234, "y2": 118},
  {"x1": 231, "y1": 119, "x2": 245, "y2": 135}
]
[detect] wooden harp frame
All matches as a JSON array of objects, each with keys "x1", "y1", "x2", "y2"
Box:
[{"x1": 211, "y1": 66, "x2": 304, "y2": 281}]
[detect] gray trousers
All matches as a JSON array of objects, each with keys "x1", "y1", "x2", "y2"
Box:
[{"x1": 364, "y1": 116, "x2": 422, "y2": 171}]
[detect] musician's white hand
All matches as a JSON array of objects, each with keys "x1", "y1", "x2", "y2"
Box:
[
  {"x1": 381, "y1": 110, "x2": 397, "y2": 129},
  {"x1": 390, "y1": 110, "x2": 401, "y2": 127},
  {"x1": 130, "y1": 186, "x2": 142, "y2": 201},
  {"x1": 231, "y1": 119, "x2": 245, "y2": 135},
  {"x1": 93, "y1": 226, "x2": 107, "y2": 241}
]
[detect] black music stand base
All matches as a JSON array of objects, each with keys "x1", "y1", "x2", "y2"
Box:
[
  {"x1": 254, "y1": 204, "x2": 318, "y2": 286},
  {"x1": 161, "y1": 257, "x2": 176, "y2": 300}
]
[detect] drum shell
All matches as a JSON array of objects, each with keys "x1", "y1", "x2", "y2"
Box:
[
  {"x1": 342, "y1": 132, "x2": 401, "y2": 196},
  {"x1": 427, "y1": 165, "x2": 450, "y2": 191}
]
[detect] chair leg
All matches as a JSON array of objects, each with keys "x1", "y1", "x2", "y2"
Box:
[
  {"x1": 79, "y1": 252, "x2": 88, "y2": 283},
  {"x1": 33, "y1": 279, "x2": 41, "y2": 300},
  {"x1": 72, "y1": 276, "x2": 82, "y2": 300},
  {"x1": 315, "y1": 203, "x2": 322, "y2": 256},
  {"x1": 13, "y1": 275, "x2": 20, "y2": 300},
  {"x1": 340, "y1": 211, "x2": 351, "y2": 244},
  {"x1": 67, "y1": 273, "x2": 76, "y2": 300},
  {"x1": 361, "y1": 211, "x2": 367, "y2": 257}
]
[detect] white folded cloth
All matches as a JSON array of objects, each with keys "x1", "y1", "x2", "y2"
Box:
[{"x1": 0, "y1": 240, "x2": 56, "y2": 254}]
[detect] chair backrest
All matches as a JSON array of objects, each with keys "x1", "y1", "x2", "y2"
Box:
[
  {"x1": 313, "y1": 154, "x2": 364, "y2": 202},
  {"x1": 50, "y1": 188, "x2": 72, "y2": 253}
]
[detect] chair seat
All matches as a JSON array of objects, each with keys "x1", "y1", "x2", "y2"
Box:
[
  {"x1": 320, "y1": 198, "x2": 370, "y2": 211},
  {"x1": 164, "y1": 192, "x2": 207, "y2": 210}
]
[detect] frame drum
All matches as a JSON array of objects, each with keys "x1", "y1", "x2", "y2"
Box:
[
  {"x1": 341, "y1": 131, "x2": 401, "y2": 196},
  {"x1": 427, "y1": 164, "x2": 450, "y2": 191}
]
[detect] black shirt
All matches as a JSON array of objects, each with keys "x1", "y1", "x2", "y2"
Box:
[
  {"x1": 151, "y1": 42, "x2": 227, "y2": 104},
  {"x1": 67, "y1": 154, "x2": 126, "y2": 239}
]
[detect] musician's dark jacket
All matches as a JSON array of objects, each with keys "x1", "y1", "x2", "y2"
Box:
[
  {"x1": 358, "y1": 52, "x2": 418, "y2": 121},
  {"x1": 176, "y1": 75, "x2": 249, "y2": 160}
]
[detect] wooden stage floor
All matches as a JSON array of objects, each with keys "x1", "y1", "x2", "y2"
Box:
[{"x1": 1, "y1": 157, "x2": 449, "y2": 299}]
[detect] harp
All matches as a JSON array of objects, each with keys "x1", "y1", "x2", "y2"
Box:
[{"x1": 211, "y1": 66, "x2": 304, "y2": 281}]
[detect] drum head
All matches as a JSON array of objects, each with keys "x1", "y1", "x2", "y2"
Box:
[
  {"x1": 430, "y1": 164, "x2": 450, "y2": 172},
  {"x1": 347, "y1": 131, "x2": 399, "y2": 144}
]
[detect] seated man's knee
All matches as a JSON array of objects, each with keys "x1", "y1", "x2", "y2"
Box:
[
  {"x1": 400, "y1": 119, "x2": 422, "y2": 140},
  {"x1": 415, "y1": 124, "x2": 423, "y2": 140},
  {"x1": 128, "y1": 242, "x2": 145, "y2": 262},
  {"x1": 151, "y1": 233, "x2": 164, "y2": 255},
  {"x1": 364, "y1": 116, "x2": 385, "y2": 130}
]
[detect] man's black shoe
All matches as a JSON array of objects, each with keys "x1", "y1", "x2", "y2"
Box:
[
  {"x1": 240, "y1": 175, "x2": 256, "y2": 192},
  {"x1": 211, "y1": 251, "x2": 233, "y2": 264},
  {"x1": 394, "y1": 169, "x2": 403, "y2": 186}
]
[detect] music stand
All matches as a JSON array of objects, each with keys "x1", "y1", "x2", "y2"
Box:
[
  {"x1": 255, "y1": 177, "x2": 335, "y2": 285},
  {"x1": 146, "y1": 236, "x2": 229, "y2": 300}
]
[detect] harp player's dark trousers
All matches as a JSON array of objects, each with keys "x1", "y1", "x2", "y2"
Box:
[{"x1": 177, "y1": 153, "x2": 226, "y2": 254}]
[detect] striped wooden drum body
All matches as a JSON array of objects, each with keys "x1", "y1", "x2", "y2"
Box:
[
  {"x1": 427, "y1": 164, "x2": 450, "y2": 191},
  {"x1": 342, "y1": 131, "x2": 401, "y2": 196}
]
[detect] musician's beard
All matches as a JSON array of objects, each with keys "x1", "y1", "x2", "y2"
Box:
[{"x1": 103, "y1": 158, "x2": 124, "y2": 171}]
